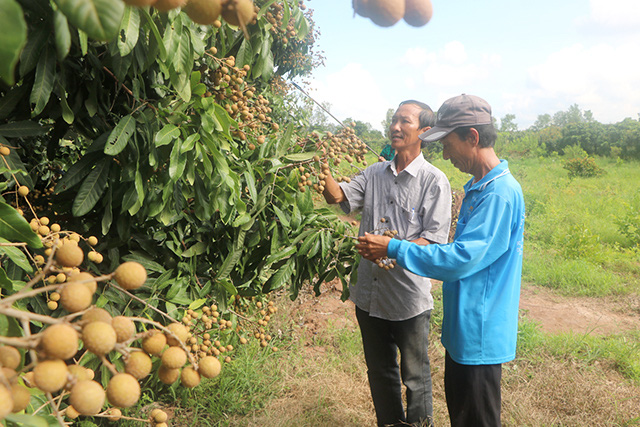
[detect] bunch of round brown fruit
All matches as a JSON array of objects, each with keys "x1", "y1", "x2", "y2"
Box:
[
  {"x1": 0, "y1": 224, "x2": 224, "y2": 423},
  {"x1": 294, "y1": 124, "x2": 371, "y2": 194},
  {"x1": 201, "y1": 54, "x2": 279, "y2": 150},
  {"x1": 353, "y1": 0, "x2": 433, "y2": 27},
  {"x1": 264, "y1": 0, "x2": 306, "y2": 44},
  {"x1": 178, "y1": 296, "x2": 281, "y2": 365},
  {"x1": 122, "y1": 0, "x2": 257, "y2": 29},
  {"x1": 373, "y1": 218, "x2": 398, "y2": 270}
]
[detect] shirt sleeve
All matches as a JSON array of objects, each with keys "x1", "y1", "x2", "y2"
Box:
[
  {"x1": 338, "y1": 170, "x2": 367, "y2": 214},
  {"x1": 419, "y1": 176, "x2": 452, "y2": 244},
  {"x1": 389, "y1": 193, "x2": 514, "y2": 282}
]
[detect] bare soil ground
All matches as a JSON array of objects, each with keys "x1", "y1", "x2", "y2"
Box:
[{"x1": 241, "y1": 279, "x2": 640, "y2": 426}]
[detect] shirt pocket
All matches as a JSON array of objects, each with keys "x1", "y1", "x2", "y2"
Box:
[{"x1": 400, "y1": 205, "x2": 422, "y2": 240}]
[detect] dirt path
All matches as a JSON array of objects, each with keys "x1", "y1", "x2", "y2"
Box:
[
  {"x1": 519, "y1": 285, "x2": 640, "y2": 335},
  {"x1": 292, "y1": 280, "x2": 640, "y2": 340}
]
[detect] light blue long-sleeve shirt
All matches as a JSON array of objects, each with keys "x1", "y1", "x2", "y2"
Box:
[{"x1": 388, "y1": 160, "x2": 525, "y2": 364}]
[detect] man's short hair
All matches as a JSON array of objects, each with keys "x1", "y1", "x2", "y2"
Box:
[
  {"x1": 399, "y1": 100, "x2": 436, "y2": 129},
  {"x1": 453, "y1": 124, "x2": 498, "y2": 148},
  {"x1": 399, "y1": 100, "x2": 436, "y2": 148}
]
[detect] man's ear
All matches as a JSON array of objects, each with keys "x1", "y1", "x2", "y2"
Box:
[{"x1": 468, "y1": 127, "x2": 480, "y2": 146}]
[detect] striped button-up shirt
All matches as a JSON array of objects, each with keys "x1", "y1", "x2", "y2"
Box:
[{"x1": 339, "y1": 153, "x2": 452, "y2": 321}]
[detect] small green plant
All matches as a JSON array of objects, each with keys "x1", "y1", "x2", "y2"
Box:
[{"x1": 563, "y1": 156, "x2": 605, "y2": 178}]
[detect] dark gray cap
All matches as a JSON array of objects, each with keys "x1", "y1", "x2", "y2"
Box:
[{"x1": 419, "y1": 94, "x2": 492, "y2": 142}]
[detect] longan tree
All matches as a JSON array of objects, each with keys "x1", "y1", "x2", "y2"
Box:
[
  {"x1": 0, "y1": 0, "x2": 366, "y2": 423},
  {"x1": 0, "y1": 0, "x2": 358, "y2": 318}
]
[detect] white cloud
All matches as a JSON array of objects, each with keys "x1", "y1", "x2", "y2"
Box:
[
  {"x1": 577, "y1": 0, "x2": 640, "y2": 33},
  {"x1": 308, "y1": 63, "x2": 391, "y2": 130},
  {"x1": 400, "y1": 42, "x2": 501, "y2": 88},
  {"x1": 526, "y1": 40, "x2": 640, "y2": 123}
]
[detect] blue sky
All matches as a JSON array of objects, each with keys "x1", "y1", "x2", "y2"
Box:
[{"x1": 298, "y1": 0, "x2": 640, "y2": 131}]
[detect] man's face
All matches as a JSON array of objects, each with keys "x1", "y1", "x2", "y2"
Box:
[
  {"x1": 388, "y1": 104, "x2": 427, "y2": 152},
  {"x1": 441, "y1": 131, "x2": 475, "y2": 173}
]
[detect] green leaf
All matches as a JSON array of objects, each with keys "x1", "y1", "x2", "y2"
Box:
[
  {"x1": 182, "y1": 242, "x2": 206, "y2": 258},
  {"x1": 236, "y1": 38, "x2": 253, "y2": 68},
  {"x1": 232, "y1": 212, "x2": 252, "y2": 228},
  {"x1": 72, "y1": 158, "x2": 110, "y2": 216},
  {"x1": 0, "y1": 0, "x2": 27, "y2": 85},
  {"x1": 30, "y1": 45, "x2": 56, "y2": 116},
  {"x1": 5, "y1": 413, "x2": 50, "y2": 427},
  {"x1": 243, "y1": 165, "x2": 257, "y2": 203},
  {"x1": 57, "y1": 82, "x2": 74, "y2": 124},
  {"x1": 0, "y1": 268, "x2": 11, "y2": 292},
  {"x1": 169, "y1": 140, "x2": 186, "y2": 180},
  {"x1": 0, "y1": 85, "x2": 27, "y2": 120},
  {"x1": 175, "y1": 28, "x2": 192, "y2": 75},
  {"x1": 155, "y1": 124, "x2": 180, "y2": 147},
  {"x1": 104, "y1": 114, "x2": 136, "y2": 156},
  {"x1": 54, "y1": 151, "x2": 102, "y2": 193},
  {"x1": 180, "y1": 133, "x2": 199, "y2": 153},
  {"x1": 295, "y1": 13, "x2": 310, "y2": 40},
  {"x1": 78, "y1": 28, "x2": 88, "y2": 54},
  {"x1": 264, "y1": 246, "x2": 296, "y2": 266},
  {"x1": 0, "y1": 201, "x2": 42, "y2": 248},
  {"x1": 18, "y1": 22, "x2": 48, "y2": 78},
  {"x1": 54, "y1": 0, "x2": 125, "y2": 41},
  {"x1": 216, "y1": 230, "x2": 246, "y2": 280},
  {"x1": 140, "y1": 8, "x2": 166, "y2": 60},
  {"x1": 188, "y1": 298, "x2": 207, "y2": 310},
  {"x1": 101, "y1": 187, "x2": 113, "y2": 235},
  {"x1": 0, "y1": 121, "x2": 47, "y2": 137},
  {"x1": 272, "y1": 205, "x2": 290, "y2": 228},
  {"x1": 118, "y1": 6, "x2": 140, "y2": 57},
  {"x1": 134, "y1": 169, "x2": 144, "y2": 205},
  {"x1": 284, "y1": 152, "x2": 318, "y2": 162},
  {"x1": 254, "y1": 37, "x2": 274, "y2": 80},
  {"x1": 0, "y1": 238, "x2": 33, "y2": 273},
  {"x1": 298, "y1": 232, "x2": 319, "y2": 257},
  {"x1": 54, "y1": 9, "x2": 71, "y2": 61},
  {"x1": 290, "y1": 202, "x2": 302, "y2": 231},
  {"x1": 264, "y1": 258, "x2": 294, "y2": 292}
]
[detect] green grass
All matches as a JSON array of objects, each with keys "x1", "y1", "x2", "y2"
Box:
[
  {"x1": 517, "y1": 317, "x2": 640, "y2": 384},
  {"x1": 168, "y1": 337, "x2": 289, "y2": 426},
  {"x1": 516, "y1": 157, "x2": 640, "y2": 296}
]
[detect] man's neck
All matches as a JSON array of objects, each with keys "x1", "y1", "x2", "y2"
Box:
[
  {"x1": 472, "y1": 148, "x2": 501, "y2": 183},
  {"x1": 394, "y1": 148, "x2": 421, "y2": 173}
]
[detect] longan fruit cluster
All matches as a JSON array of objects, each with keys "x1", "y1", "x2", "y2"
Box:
[
  {"x1": 293, "y1": 124, "x2": 370, "y2": 194},
  {"x1": 201, "y1": 55, "x2": 277, "y2": 149},
  {"x1": 179, "y1": 297, "x2": 280, "y2": 364},
  {"x1": 264, "y1": 1, "x2": 300, "y2": 44},
  {"x1": 373, "y1": 218, "x2": 398, "y2": 270},
  {"x1": 0, "y1": 260, "x2": 221, "y2": 423}
]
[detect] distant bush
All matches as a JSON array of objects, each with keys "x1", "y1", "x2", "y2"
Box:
[
  {"x1": 563, "y1": 156, "x2": 605, "y2": 178},
  {"x1": 615, "y1": 193, "x2": 640, "y2": 247}
]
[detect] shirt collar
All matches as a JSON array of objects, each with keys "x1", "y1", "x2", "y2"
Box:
[
  {"x1": 388, "y1": 153, "x2": 427, "y2": 177},
  {"x1": 465, "y1": 159, "x2": 510, "y2": 192}
]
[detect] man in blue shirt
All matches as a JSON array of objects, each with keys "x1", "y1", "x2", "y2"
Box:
[{"x1": 357, "y1": 94, "x2": 525, "y2": 426}]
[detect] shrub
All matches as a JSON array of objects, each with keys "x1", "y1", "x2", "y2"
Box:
[{"x1": 563, "y1": 156, "x2": 605, "y2": 178}]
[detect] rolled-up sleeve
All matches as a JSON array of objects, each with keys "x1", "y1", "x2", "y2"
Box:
[
  {"x1": 339, "y1": 171, "x2": 367, "y2": 214},
  {"x1": 419, "y1": 177, "x2": 452, "y2": 244}
]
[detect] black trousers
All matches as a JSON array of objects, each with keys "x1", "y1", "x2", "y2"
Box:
[
  {"x1": 444, "y1": 351, "x2": 502, "y2": 427},
  {"x1": 356, "y1": 307, "x2": 434, "y2": 427}
]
